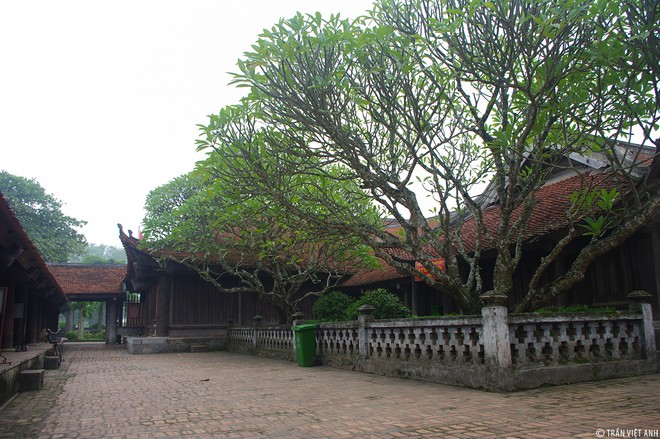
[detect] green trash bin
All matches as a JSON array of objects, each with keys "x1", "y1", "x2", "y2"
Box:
[{"x1": 293, "y1": 323, "x2": 318, "y2": 367}]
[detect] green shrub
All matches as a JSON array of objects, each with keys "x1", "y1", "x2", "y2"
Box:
[
  {"x1": 534, "y1": 305, "x2": 616, "y2": 314},
  {"x1": 346, "y1": 288, "x2": 412, "y2": 320},
  {"x1": 312, "y1": 291, "x2": 355, "y2": 321},
  {"x1": 65, "y1": 330, "x2": 78, "y2": 341},
  {"x1": 83, "y1": 331, "x2": 105, "y2": 341}
]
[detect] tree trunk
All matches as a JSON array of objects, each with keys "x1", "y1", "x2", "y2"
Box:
[
  {"x1": 77, "y1": 309, "x2": 85, "y2": 340},
  {"x1": 517, "y1": 194, "x2": 660, "y2": 312},
  {"x1": 65, "y1": 307, "x2": 74, "y2": 332},
  {"x1": 97, "y1": 302, "x2": 104, "y2": 331}
]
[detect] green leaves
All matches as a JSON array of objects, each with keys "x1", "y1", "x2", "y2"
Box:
[
  {"x1": 579, "y1": 215, "x2": 610, "y2": 237},
  {"x1": 145, "y1": 0, "x2": 658, "y2": 316},
  {"x1": 142, "y1": 97, "x2": 382, "y2": 320},
  {"x1": 0, "y1": 171, "x2": 87, "y2": 262},
  {"x1": 569, "y1": 187, "x2": 621, "y2": 238}
]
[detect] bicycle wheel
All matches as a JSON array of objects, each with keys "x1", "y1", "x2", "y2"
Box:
[{"x1": 52, "y1": 343, "x2": 62, "y2": 366}]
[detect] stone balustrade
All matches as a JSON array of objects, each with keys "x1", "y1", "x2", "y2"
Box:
[
  {"x1": 508, "y1": 314, "x2": 645, "y2": 366},
  {"x1": 317, "y1": 323, "x2": 359, "y2": 358},
  {"x1": 226, "y1": 297, "x2": 657, "y2": 391},
  {"x1": 228, "y1": 325, "x2": 294, "y2": 361},
  {"x1": 371, "y1": 319, "x2": 484, "y2": 366}
]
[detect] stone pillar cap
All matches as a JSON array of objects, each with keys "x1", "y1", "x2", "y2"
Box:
[
  {"x1": 480, "y1": 290, "x2": 508, "y2": 306},
  {"x1": 627, "y1": 290, "x2": 652, "y2": 302},
  {"x1": 357, "y1": 304, "x2": 375, "y2": 315}
]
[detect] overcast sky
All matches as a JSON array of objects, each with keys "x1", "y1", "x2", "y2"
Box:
[{"x1": 1, "y1": 0, "x2": 374, "y2": 247}]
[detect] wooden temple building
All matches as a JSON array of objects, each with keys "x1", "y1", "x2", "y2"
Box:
[
  {"x1": 111, "y1": 143, "x2": 659, "y2": 353},
  {"x1": 0, "y1": 193, "x2": 67, "y2": 353}
]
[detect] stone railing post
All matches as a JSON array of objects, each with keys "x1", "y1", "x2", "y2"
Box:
[
  {"x1": 291, "y1": 311, "x2": 306, "y2": 358},
  {"x1": 226, "y1": 319, "x2": 234, "y2": 348},
  {"x1": 357, "y1": 305, "x2": 375, "y2": 358},
  {"x1": 291, "y1": 311, "x2": 305, "y2": 327},
  {"x1": 252, "y1": 315, "x2": 262, "y2": 348},
  {"x1": 480, "y1": 291, "x2": 511, "y2": 369},
  {"x1": 628, "y1": 291, "x2": 657, "y2": 361}
]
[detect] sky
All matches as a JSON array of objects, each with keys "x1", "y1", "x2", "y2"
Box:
[{"x1": 1, "y1": 0, "x2": 374, "y2": 247}]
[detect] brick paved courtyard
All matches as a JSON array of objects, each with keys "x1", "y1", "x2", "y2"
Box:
[{"x1": 0, "y1": 344, "x2": 658, "y2": 439}]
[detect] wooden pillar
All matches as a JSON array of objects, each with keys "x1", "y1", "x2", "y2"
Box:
[
  {"x1": 411, "y1": 279, "x2": 419, "y2": 316},
  {"x1": 105, "y1": 298, "x2": 118, "y2": 344},
  {"x1": 141, "y1": 290, "x2": 150, "y2": 335},
  {"x1": 35, "y1": 295, "x2": 44, "y2": 340},
  {"x1": 26, "y1": 291, "x2": 38, "y2": 343},
  {"x1": 554, "y1": 254, "x2": 570, "y2": 307},
  {"x1": 45, "y1": 301, "x2": 59, "y2": 332},
  {"x1": 651, "y1": 229, "x2": 660, "y2": 318},
  {"x1": 1, "y1": 285, "x2": 15, "y2": 349},
  {"x1": 40, "y1": 302, "x2": 48, "y2": 337},
  {"x1": 404, "y1": 282, "x2": 411, "y2": 309},
  {"x1": 13, "y1": 284, "x2": 27, "y2": 349},
  {"x1": 155, "y1": 275, "x2": 171, "y2": 336},
  {"x1": 238, "y1": 291, "x2": 243, "y2": 326},
  {"x1": 65, "y1": 304, "x2": 74, "y2": 332}
]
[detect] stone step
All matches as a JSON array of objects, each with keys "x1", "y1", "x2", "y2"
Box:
[
  {"x1": 19, "y1": 369, "x2": 44, "y2": 391},
  {"x1": 44, "y1": 356, "x2": 60, "y2": 370}
]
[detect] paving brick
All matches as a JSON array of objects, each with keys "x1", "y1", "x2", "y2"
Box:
[{"x1": 0, "y1": 344, "x2": 658, "y2": 438}]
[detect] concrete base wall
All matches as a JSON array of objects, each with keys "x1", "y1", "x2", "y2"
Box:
[
  {"x1": 228, "y1": 343, "x2": 295, "y2": 362},
  {"x1": 167, "y1": 327, "x2": 227, "y2": 338},
  {"x1": 126, "y1": 336, "x2": 227, "y2": 354},
  {"x1": 509, "y1": 360, "x2": 659, "y2": 391},
  {"x1": 117, "y1": 327, "x2": 146, "y2": 337},
  {"x1": 0, "y1": 351, "x2": 46, "y2": 407},
  {"x1": 357, "y1": 358, "x2": 658, "y2": 392}
]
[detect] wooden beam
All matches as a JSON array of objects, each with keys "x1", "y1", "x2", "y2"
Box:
[{"x1": 0, "y1": 242, "x2": 24, "y2": 267}]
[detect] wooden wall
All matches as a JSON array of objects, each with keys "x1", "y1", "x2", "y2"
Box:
[
  {"x1": 168, "y1": 273, "x2": 304, "y2": 326},
  {"x1": 508, "y1": 229, "x2": 658, "y2": 314}
]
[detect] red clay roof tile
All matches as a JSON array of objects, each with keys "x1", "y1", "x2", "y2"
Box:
[
  {"x1": 48, "y1": 264, "x2": 125, "y2": 295},
  {"x1": 342, "y1": 171, "x2": 625, "y2": 287}
]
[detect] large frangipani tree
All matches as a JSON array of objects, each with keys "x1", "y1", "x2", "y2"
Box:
[{"x1": 194, "y1": 0, "x2": 658, "y2": 313}]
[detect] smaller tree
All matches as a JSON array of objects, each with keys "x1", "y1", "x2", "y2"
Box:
[
  {"x1": 69, "y1": 243, "x2": 127, "y2": 264},
  {"x1": 346, "y1": 288, "x2": 411, "y2": 320},
  {"x1": 142, "y1": 155, "x2": 379, "y2": 322},
  {"x1": 0, "y1": 171, "x2": 87, "y2": 262},
  {"x1": 71, "y1": 302, "x2": 96, "y2": 339},
  {"x1": 312, "y1": 291, "x2": 355, "y2": 321},
  {"x1": 142, "y1": 173, "x2": 206, "y2": 241}
]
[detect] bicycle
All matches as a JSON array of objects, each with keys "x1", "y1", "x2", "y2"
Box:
[{"x1": 46, "y1": 328, "x2": 64, "y2": 366}]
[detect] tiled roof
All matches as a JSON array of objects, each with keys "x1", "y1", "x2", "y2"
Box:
[
  {"x1": 341, "y1": 169, "x2": 635, "y2": 287},
  {"x1": 48, "y1": 264, "x2": 126, "y2": 296},
  {"x1": 340, "y1": 259, "x2": 408, "y2": 287},
  {"x1": 0, "y1": 192, "x2": 67, "y2": 304},
  {"x1": 459, "y1": 171, "x2": 618, "y2": 253}
]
